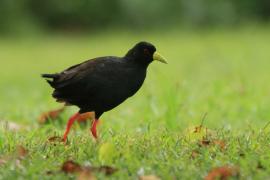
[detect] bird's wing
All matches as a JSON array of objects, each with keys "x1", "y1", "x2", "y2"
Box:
[
  {"x1": 49, "y1": 57, "x2": 124, "y2": 103},
  {"x1": 50, "y1": 57, "x2": 111, "y2": 88}
]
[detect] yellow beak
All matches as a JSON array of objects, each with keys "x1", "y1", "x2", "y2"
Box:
[{"x1": 153, "y1": 52, "x2": 168, "y2": 64}]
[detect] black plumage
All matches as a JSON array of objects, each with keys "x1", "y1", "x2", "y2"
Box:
[{"x1": 42, "y1": 41, "x2": 167, "y2": 140}]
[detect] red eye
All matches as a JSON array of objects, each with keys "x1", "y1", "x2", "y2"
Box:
[{"x1": 143, "y1": 48, "x2": 150, "y2": 55}]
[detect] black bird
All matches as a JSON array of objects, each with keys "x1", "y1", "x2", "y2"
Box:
[{"x1": 42, "y1": 41, "x2": 167, "y2": 141}]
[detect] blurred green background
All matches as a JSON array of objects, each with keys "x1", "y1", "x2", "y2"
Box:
[
  {"x1": 0, "y1": 0, "x2": 270, "y2": 127},
  {"x1": 1, "y1": 0, "x2": 270, "y2": 125},
  {"x1": 0, "y1": 0, "x2": 270, "y2": 128},
  {"x1": 1, "y1": 0, "x2": 270, "y2": 34},
  {"x1": 1, "y1": 1, "x2": 270, "y2": 179}
]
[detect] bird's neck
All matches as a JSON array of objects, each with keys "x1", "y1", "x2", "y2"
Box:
[{"x1": 124, "y1": 55, "x2": 151, "y2": 68}]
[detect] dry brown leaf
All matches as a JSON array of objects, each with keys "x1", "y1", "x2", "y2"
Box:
[
  {"x1": 61, "y1": 160, "x2": 82, "y2": 173},
  {"x1": 38, "y1": 107, "x2": 65, "y2": 124},
  {"x1": 39, "y1": 108, "x2": 94, "y2": 125},
  {"x1": 94, "y1": 165, "x2": 118, "y2": 176},
  {"x1": 199, "y1": 138, "x2": 226, "y2": 151},
  {"x1": 191, "y1": 150, "x2": 199, "y2": 159},
  {"x1": 77, "y1": 168, "x2": 96, "y2": 180},
  {"x1": 0, "y1": 145, "x2": 28, "y2": 167},
  {"x1": 139, "y1": 175, "x2": 161, "y2": 180},
  {"x1": 47, "y1": 136, "x2": 64, "y2": 143},
  {"x1": 17, "y1": 145, "x2": 28, "y2": 158},
  {"x1": 204, "y1": 166, "x2": 239, "y2": 180},
  {"x1": 213, "y1": 140, "x2": 226, "y2": 151},
  {"x1": 200, "y1": 139, "x2": 211, "y2": 146},
  {"x1": 61, "y1": 160, "x2": 117, "y2": 177}
]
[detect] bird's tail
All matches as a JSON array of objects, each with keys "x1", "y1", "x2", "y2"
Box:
[
  {"x1": 41, "y1": 73, "x2": 59, "y2": 79},
  {"x1": 41, "y1": 73, "x2": 59, "y2": 87}
]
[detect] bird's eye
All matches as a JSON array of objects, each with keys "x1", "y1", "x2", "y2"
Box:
[{"x1": 143, "y1": 48, "x2": 150, "y2": 55}]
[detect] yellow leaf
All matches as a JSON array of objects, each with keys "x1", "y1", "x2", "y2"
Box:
[{"x1": 98, "y1": 142, "x2": 118, "y2": 164}]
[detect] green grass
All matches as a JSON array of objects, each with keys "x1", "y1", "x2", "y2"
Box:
[{"x1": 1, "y1": 26, "x2": 270, "y2": 179}]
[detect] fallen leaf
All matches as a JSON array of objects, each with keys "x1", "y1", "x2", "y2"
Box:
[
  {"x1": 200, "y1": 138, "x2": 211, "y2": 146},
  {"x1": 61, "y1": 160, "x2": 117, "y2": 177},
  {"x1": 191, "y1": 150, "x2": 199, "y2": 159},
  {"x1": 78, "y1": 168, "x2": 96, "y2": 180},
  {"x1": 47, "y1": 136, "x2": 64, "y2": 143},
  {"x1": 139, "y1": 175, "x2": 161, "y2": 180},
  {"x1": 204, "y1": 166, "x2": 239, "y2": 180},
  {"x1": 94, "y1": 166, "x2": 118, "y2": 175},
  {"x1": 17, "y1": 145, "x2": 28, "y2": 158},
  {"x1": 62, "y1": 160, "x2": 82, "y2": 173},
  {"x1": 98, "y1": 142, "x2": 118, "y2": 164},
  {"x1": 199, "y1": 139, "x2": 226, "y2": 151},
  {"x1": 213, "y1": 140, "x2": 226, "y2": 151},
  {"x1": 38, "y1": 107, "x2": 65, "y2": 124},
  {"x1": 0, "y1": 145, "x2": 29, "y2": 167}
]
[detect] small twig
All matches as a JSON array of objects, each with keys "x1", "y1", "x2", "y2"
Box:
[
  {"x1": 200, "y1": 112, "x2": 208, "y2": 138},
  {"x1": 200, "y1": 112, "x2": 208, "y2": 127}
]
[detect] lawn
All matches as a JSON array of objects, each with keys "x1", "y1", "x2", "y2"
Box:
[{"x1": 0, "y1": 26, "x2": 270, "y2": 179}]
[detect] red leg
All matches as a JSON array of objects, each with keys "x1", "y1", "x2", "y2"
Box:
[
  {"x1": 91, "y1": 119, "x2": 99, "y2": 139},
  {"x1": 62, "y1": 113, "x2": 80, "y2": 141}
]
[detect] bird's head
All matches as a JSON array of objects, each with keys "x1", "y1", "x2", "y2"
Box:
[{"x1": 125, "y1": 41, "x2": 167, "y2": 66}]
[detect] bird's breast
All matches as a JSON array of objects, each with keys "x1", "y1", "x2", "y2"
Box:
[
  {"x1": 84, "y1": 63, "x2": 147, "y2": 112},
  {"x1": 122, "y1": 68, "x2": 146, "y2": 96}
]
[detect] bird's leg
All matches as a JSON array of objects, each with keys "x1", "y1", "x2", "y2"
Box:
[
  {"x1": 62, "y1": 112, "x2": 80, "y2": 141},
  {"x1": 91, "y1": 119, "x2": 99, "y2": 139}
]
